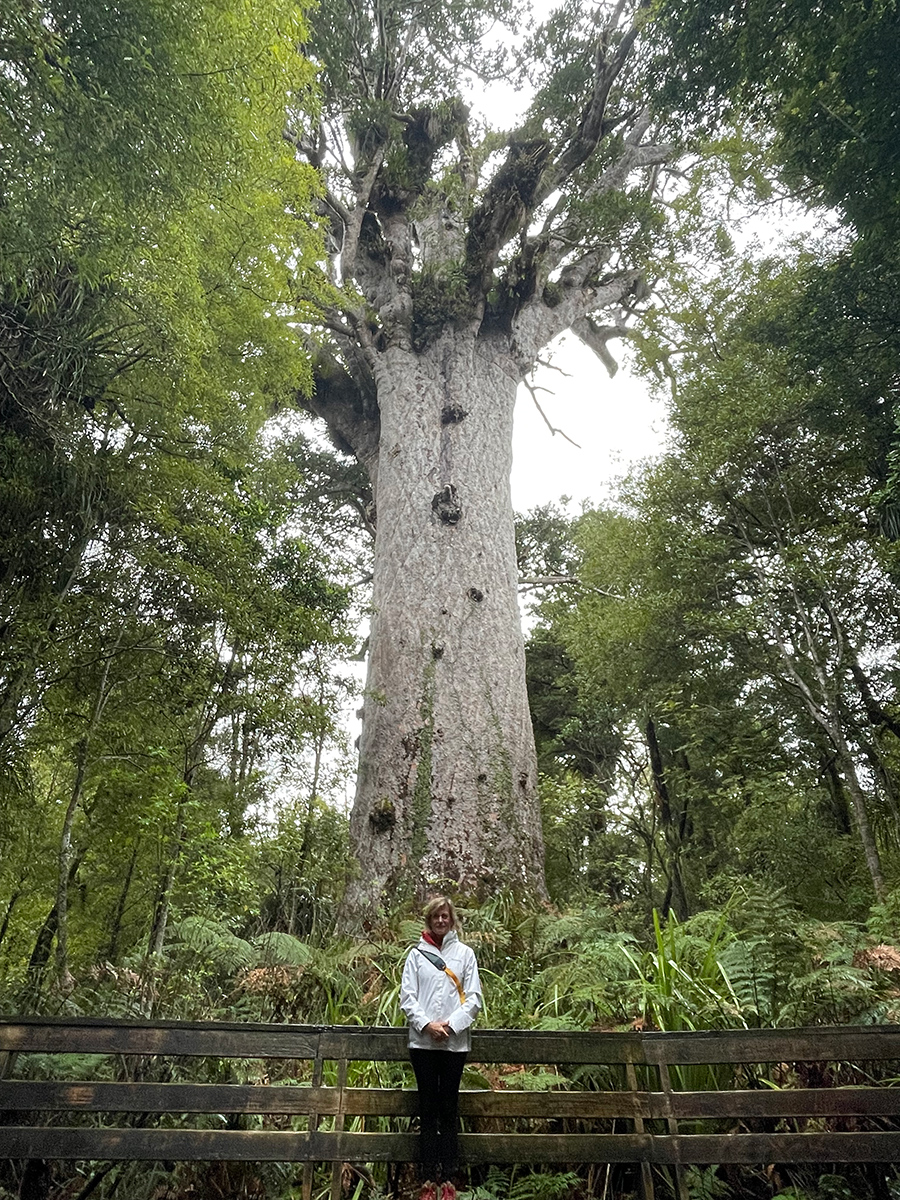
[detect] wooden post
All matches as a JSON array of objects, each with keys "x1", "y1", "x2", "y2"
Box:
[
  {"x1": 656, "y1": 1061, "x2": 688, "y2": 1200},
  {"x1": 302, "y1": 1051, "x2": 325, "y2": 1200},
  {"x1": 330, "y1": 1058, "x2": 349, "y2": 1200},
  {"x1": 625, "y1": 1061, "x2": 654, "y2": 1200}
]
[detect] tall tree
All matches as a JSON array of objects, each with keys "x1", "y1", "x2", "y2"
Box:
[
  {"x1": 293, "y1": 0, "x2": 669, "y2": 913},
  {"x1": 0, "y1": 0, "x2": 320, "y2": 762},
  {"x1": 571, "y1": 260, "x2": 900, "y2": 908},
  {"x1": 649, "y1": 0, "x2": 900, "y2": 528},
  {"x1": 0, "y1": 0, "x2": 363, "y2": 994}
]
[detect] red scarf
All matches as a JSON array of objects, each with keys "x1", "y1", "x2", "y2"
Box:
[{"x1": 423, "y1": 929, "x2": 443, "y2": 950}]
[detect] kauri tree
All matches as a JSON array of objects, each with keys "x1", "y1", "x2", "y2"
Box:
[{"x1": 293, "y1": 0, "x2": 669, "y2": 915}]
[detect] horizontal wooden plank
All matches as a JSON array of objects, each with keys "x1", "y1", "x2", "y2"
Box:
[
  {"x1": 641, "y1": 1026, "x2": 900, "y2": 1066},
  {"x1": 0, "y1": 1021, "x2": 322, "y2": 1060},
  {"x1": 469, "y1": 1030, "x2": 645, "y2": 1065},
  {"x1": 667, "y1": 1088, "x2": 900, "y2": 1119},
  {"x1": 0, "y1": 1128, "x2": 650, "y2": 1165},
  {"x1": 0, "y1": 1082, "x2": 650, "y2": 1120},
  {"x1": 4, "y1": 1080, "x2": 899, "y2": 1122},
  {"x1": 0, "y1": 1020, "x2": 640, "y2": 1065},
  {"x1": 656, "y1": 1132, "x2": 900, "y2": 1165},
  {"x1": 318, "y1": 1029, "x2": 409, "y2": 1061},
  {"x1": 0, "y1": 1082, "x2": 337, "y2": 1115},
  {"x1": 4, "y1": 1127, "x2": 900, "y2": 1165},
  {"x1": 5, "y1": 1019, "x2": 900, "y2": 1066},
  {"x1": 0, "y1": 1127, "x2": 333, "y2": 1163}
]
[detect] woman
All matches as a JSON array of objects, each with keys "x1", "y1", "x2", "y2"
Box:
[{"x1": 400, "y1": 896, "x2": 482, "y2": 1200}]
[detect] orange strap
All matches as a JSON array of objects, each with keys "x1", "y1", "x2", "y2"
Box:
[
  {"x1": 416, "y1": 948, "x2": 466, "y2": 1005},
  {"x1": 443, "y1": 966, "x2": 466, "y2": 1006}
]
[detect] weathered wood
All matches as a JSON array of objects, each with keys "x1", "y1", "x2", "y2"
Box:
[
  {"x1": 0, "y1": 1021, "x2": 646, "y2": 1064},
  {"x1": 5, "y1": 1081, "x2": 898, "y2": 1121},
  {"x1": 4, "y1": 1019, "x2": 900, "y2": 1172},
  {"x1": 319, "y1": 1029, "x2": 409, "y2": 1061},
  {"x1": 652, "y1": 1133, "x2": 900, "y2": 1165},
  {"x1": 625, "y1": 1058, "x2": 654, "y2": 1200},
  {"x1": 330, "y1": 1059, "x2": 349, "y2": 1200},
  {"x1": 666, "y1": 1088, "x2": 900, "y2": 1119},
  {"x1": 0, "y1": 1082, "x2": 340, "y2": 1114},
  {"x1": 656, "y1": 1059, "x2": 689, "y2": 1200},
  {"x1": 470, "y1": 1030, "x2": 646, "y2": 1064},
  {"x1": 4, "y1": 1018, "x2": 900, "y2": 1067},
  {"x1": 640, "y1": 1026, "x2": 900, "y2": 1066},
  {"x1": 3, "y1": 1128, "x2": 900, "y2": 1165},
  {"x1": 0, "y1": 1019, "x2": 322, "y2": 1060},
  {"x1": 302, "y1": 1051, "x2": 325, "y2": 1200}
]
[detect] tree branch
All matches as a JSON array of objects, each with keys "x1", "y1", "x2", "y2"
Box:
[
  {"x1": 511, "y1": 268, "x2": 642, "y2": 368},
  {"x1": 538, "y1": 0, "x2": 653, "y2": 203},
  {"x1": 523, "y1": 376, "x2": 581, "y2": 447}
]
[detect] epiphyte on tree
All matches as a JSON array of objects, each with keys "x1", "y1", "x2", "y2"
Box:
[
  {"x1": 432, "y1": 483, "x2": 462, "y2": 525},
  {"x1": 369, "y1": 798, "x2": 396, "y2": 833}
]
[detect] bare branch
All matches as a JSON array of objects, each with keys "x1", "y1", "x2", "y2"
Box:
[
  {"x1": 538, "y1": 0, "x2": 653, "y2": 203},
  {"x1": 512, "y1": 267, "x2": 642, "y2": 367},
  {"x1": 518, "y1": 574, "x2": 625, "y2": 599},
  {"x1": 523, "y1": 376, "x2": 581, "y2": 447}
]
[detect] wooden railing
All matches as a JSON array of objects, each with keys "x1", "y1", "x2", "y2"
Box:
[{"x1": 2, "y1": 1019, "x2": 900, "y2": 1200}]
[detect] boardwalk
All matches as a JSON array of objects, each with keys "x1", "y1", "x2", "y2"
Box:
[{"x1": 3, "y1": 1018, "x2": 900, "y2": 1199}]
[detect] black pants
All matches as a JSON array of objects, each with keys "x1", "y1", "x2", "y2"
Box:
[{"x1": 409, "y1": 1048, "x2": 467, "y2": 1181}]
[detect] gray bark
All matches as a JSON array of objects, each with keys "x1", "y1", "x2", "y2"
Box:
[{"x1": 341, "y1": 330, "x2": 545, "y2": 911}]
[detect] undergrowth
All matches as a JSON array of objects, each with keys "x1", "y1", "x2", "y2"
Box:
[{"x1": 3, "y1": 887, "x2": 900, "y2": 1199}]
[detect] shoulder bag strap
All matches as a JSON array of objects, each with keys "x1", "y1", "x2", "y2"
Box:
[{"x1": 415, "y1": 947, "x2": 466, "y2": 1005}]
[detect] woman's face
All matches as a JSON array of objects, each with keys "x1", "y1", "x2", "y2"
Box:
[{"x1": 428, "y1": 904, "x2": 453, "y2": 939}]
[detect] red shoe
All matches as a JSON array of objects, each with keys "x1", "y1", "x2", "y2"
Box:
[
  {"x1": 419, "y1": 1183, "x2": 438, "y2": 1200},
  {"x1": 440, "y1": 1184, "x2": 457, "y2": 1200}
]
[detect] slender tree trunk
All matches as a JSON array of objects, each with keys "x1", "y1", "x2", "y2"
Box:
[
  {"x1": 735, "y1": 521, "x2": 888, "y2": 904},
  {"x1": 0, "y1": 881, "x2": 23, "y2": 949},
  {"x1": 148, "y1": 796, "x2": 187, "y2": 959},
  {"x1": 831, "y1": 726, "x2": 887, "y2": 901},
  {"x1": 19, "y1": 906, "x2": 58, "y2": 1012},
  {"x1": 148, "y1": 662, "x2": 234, "y2": 954},
  {"x1": 644, "y1": 717, "x2": 689, "y2": 921},
  {"x1": 55, "y1": 737, "x2": 88, "y2": 992},
  {"x1": 342, "y1": 331, "x2": 545, "y2": 915},
  {"x1": 54, "y1": 633, "x2": 121, "y2": 991},
  {"x1": 818, "y1": 751, "x2": 852, "y2": 834},
  {"x1": 850, "y1": 657, "x2": 900, "y2": 740},
  {"x1": 105, "y1": 839, "x2": 140, "y2": 962}
]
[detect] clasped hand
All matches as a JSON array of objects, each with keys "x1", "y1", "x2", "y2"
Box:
[{"x1": 425, "y1": 1021, "x2": 452, "y2": 1042}]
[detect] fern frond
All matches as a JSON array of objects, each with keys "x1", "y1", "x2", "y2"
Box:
[
  {"x1": 171, "y1": 917, "x2": 254, "y2": 971},
  {"x1": 251, "y1": 932, "x2": 315, "y2": 968}
]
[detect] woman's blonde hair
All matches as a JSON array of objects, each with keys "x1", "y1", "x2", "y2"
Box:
[{"x1": 423, "y1": 894, "x2": 459, "y2": 931}]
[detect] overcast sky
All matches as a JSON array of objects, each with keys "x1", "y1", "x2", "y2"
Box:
[
  {"x1": 468, "y1": 12, "x2": 672, "y2": 516},
  {"x1": 510, "y1": 336, "x2": 670, "y2": 514}
]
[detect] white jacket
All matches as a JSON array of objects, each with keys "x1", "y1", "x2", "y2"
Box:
[{"x1": 400, "y1": 929, "x2": 482, "y2": 1052}]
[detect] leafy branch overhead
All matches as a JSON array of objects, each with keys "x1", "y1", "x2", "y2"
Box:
[{"x1": 288, "y1": 0, "x2": 670, "y2": 457}]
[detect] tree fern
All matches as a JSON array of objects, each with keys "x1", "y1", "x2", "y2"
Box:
[
  {"x1": 718, "y1": 887, "x2": 804, "y2": 1026},
  {"x1": 170, "y1": 916, "x2": 255, "y2": 972},
  {"x1": 251, "y1": 931, "x2": 315, "y2": 968}
]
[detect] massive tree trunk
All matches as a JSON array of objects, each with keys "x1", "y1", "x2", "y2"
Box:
[
  {"x1": 295, "y1": 0, "x2": 668, "y2": 919},
  {"x1": 341, "y1": 332, "x2": 544, "y2": 910}
]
